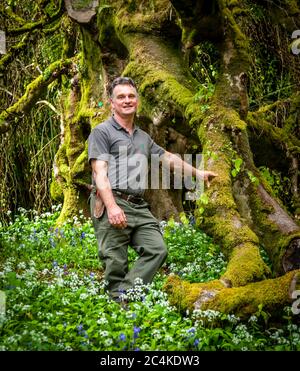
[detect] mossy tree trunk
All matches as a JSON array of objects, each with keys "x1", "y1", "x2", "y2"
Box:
[{"x1": 1, "y1": 0, "x2": 300, "y2": 317}]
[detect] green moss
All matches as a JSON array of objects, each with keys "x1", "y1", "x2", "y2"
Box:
[
  {"x1": 138, "y1": 70, "x2": 193, "y2": 111},
  {"x1": 71, "y1": 0, "x2": 95, "y2": 10},
  {"x1": 8, "y1": 20, "x2": 43, "y2": 35},
  {"x1": 203, "y1": 214, "x2": 259, "y2": 255},
  {"x1": 247, "y1": 111, "x2": 300, "y2": 158},
  {"x1": 164, "y1": 275, "x2": 224, "y2": 312},
  {"x1": 204, "y1": 270, "x2": 297, "y2": 317},
  {"x1": 7, "y1": 0, "x2": 62, "y2": 35},
  {"x1": 78, "y1": 28, "x2": 103, "y2": 111},
  {"x1": 120, "y1": 34, "x2": 197, "y2": 119},
  {"x1": 2, "y1": 6, "x2": 26, "y2": 24},
  {"x1": 40, "y1": 31, "x2": 63, "y2": 62},
  {"x1": 164, "y1": 270, "x2": 298, "y2": 317},
  {"x1": 55, "y1": 186, "x2": 81, "y2": 226},
  {"x1": 0, "y1": 59, "x2": 72, "y2": 133},
  {"x1": 54, "y1": 144, "x2": 69, "y2": 178},
  {"x1": 222, "y1": 243, "x2": 271, "y2": 286},
  {"x1": 0, "y1": 34, "x2": 29, "y2": 73},
  {"x1": 228, "y1": 0, "x2": 239, "y2": 6},
  {"x1": 70, "y1": 142, "x2": 89, "y2": 179},
  {"x1": 114, "y1": 0, "x2": 171, "y2": 35},
  {"x1": 243, "y1": 172, "x2": 300, "y2": 274},
  {"x1": 52, "y1": 28, "x2": 105, "y2": 225},
  {"x1": 50, "y1": 177, "x2": 64, "y2": 202}
]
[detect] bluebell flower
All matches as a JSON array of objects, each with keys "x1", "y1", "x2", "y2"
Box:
[
  {"x1": 80, "y1": 232, "x2": 86, "y2": 239},
  {"x1": 187, "y1": 327, "x2": 195, "y2": 334},
  {"x1": 119, "y1": 333, "x2": 126, "y2": 341},
  {"x1": 194, "y1": 339, "x2": 199, "y2": 346},
  {"x1": 133, "y1": 326, "x2": 141, "y2": 339},
  {"x1": 52, "y1": 261, "x2": 58, "y2": 267}
]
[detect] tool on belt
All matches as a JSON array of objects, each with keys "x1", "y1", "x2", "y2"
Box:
[{"x1": 92, "y1": 186, "x2": 144, "y2": 218}]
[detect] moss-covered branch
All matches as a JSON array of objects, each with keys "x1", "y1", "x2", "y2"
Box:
[
  {"x1": 6, "y1": 0, "x2": 64, "y2": 36},
  {"x1": 247, "y1": 110, "x2": 300, "y2": 156},
  {"x1": 52, "y1": 23, "x2": 105, "y2": 225},
  {"x1": 0, "y1": 6, "x2": 26, "y2": 25},
  {"x1": 0, "y1": 34, "x2": 30, "y2": 74},
  {"x1": 247, "y1": 94, "x2": 300, "y2": 219},
  {"x1": 0, "y1": 59, "x2": 73, "y2": 134},
  {"x1": 164, "y1": 270, "x2": 300, "y2": 318},
  {"x1": 196, "y1": 107, "x2": 271, "y2": 286}
]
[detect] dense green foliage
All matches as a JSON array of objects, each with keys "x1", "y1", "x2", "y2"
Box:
[
  {"x1": 0, "y1": 0, "x2": 68, "y2": 222},
  {"x1": 0, "y1": 207, "x2": 299, "y2": 351}
]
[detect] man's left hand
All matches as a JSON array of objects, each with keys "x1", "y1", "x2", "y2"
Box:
[{"x1": 197, "y1": 170, "x2": 218, "y2": 188}]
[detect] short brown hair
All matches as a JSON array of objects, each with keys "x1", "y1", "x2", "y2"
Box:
[{"x1": 109, "y1": 77, "x2": 137, "y2": 97}]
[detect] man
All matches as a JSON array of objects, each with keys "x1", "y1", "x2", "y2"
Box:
[{"x1": 88, "y1": 77, "x2": 217, "y2": 303}]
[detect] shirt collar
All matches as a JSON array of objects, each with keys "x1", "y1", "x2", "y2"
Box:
[{"x1": 111, "y1": 115, "x2": 138, "y2": 133}]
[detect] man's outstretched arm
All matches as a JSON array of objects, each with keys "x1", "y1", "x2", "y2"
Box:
[{"x1": 161, "y1": 151, "x2": 218, "y2": 188}]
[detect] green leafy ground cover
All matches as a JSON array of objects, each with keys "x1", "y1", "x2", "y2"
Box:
[{"x1": 0, "y1": 206, "x2": 299, "y2": 351}]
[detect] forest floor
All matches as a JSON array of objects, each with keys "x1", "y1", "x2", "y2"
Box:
[{"x1": 0, "y1": 205, "x2": 299, "y2": 351}]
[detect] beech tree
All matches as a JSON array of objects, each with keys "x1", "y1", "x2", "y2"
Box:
[{"x1": 1, "y1": 0, "x2": 300, "y2": 318}]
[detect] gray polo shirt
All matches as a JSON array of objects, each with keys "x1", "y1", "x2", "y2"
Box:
[{"x1": 88, "y1": 116, "x2": 165, "y2": 196}]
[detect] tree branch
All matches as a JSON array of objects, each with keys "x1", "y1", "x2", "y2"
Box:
[
  {"x1": 247, "y1": 111, "x2": 300, "y2": 156},
  {"x1": 6, "y1": 0, "x2": 64, "y2": 36},
  {"x1": 0, "y1": 59, "x2": 74, "y2": 135},
  {"x1": 164, "y1": 270, "x2": 300, "y2": 318},
  {"x1": 0, "y1": 6, "x2": 26, "y2": 25},
  {"x1": 0, "y1": 34, "x2": 30, "y2": 73}
]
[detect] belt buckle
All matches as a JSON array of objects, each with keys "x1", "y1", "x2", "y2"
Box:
[
  {"x1": 127, "y1": 194, "x2": 135, "y2": 202},
  {"x1": 130, "y1": 195, "x2": 143, "y2": 204}
]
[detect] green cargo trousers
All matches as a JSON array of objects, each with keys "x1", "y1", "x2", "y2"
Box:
[{"x1": 90, "y1": 193, "x2": 168, "y2": 300}]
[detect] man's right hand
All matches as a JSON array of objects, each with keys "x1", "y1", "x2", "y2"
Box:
[{"x1": 107, "y1": 204, "x2": 127, "y2": 229}]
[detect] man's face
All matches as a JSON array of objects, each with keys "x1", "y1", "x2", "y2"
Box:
[{"x1": 110, "y1": 84, "x2": 138, "y2": 118}]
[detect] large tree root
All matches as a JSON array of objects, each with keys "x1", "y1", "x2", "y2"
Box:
[{"x1": 164, "y1": 270, "x2": 300, "y2": 319}]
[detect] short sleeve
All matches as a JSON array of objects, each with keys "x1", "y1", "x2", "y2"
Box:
[
  {"x1": 88, "y1": 127, "x2": 111, "y2": 164},
  {"x1": 149, "y1": 138, "x2": 165, "y2": 157}
]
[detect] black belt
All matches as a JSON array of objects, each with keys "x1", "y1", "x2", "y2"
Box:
[{"x1": 113, "y1": 191, "x2": 144, "y2": 205}]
